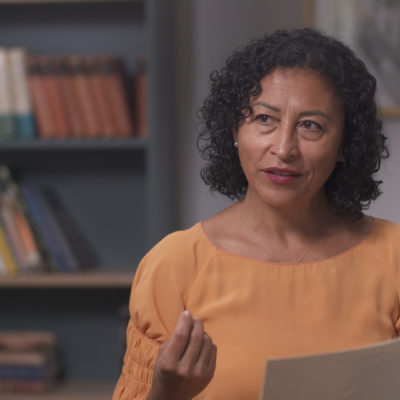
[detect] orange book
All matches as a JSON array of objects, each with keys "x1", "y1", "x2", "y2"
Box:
[
  {"x1": 67, "y1": 55, "x2": 101, "y2": 138},
  {"x1": 85, "y1": 56, "x2": 116, "y2": 138},
  {"x1": 26, "y1": 55, "x2": 56, "y2": 139},
  {"x1": 134, "y1": 55, "x2": 148, "y2": 138},
  {"x1": 100, "y1": 56, "x2": 134, "y2": 138},
  {"x1": 58, "y1": 57, "x2": 84, "y2": 138},
  {"x1": 11, "y1": 205, "x2": 41, "y2": 270},
  {"x1": 40, "y1": 56, "x2": 71, "y2": 140}
]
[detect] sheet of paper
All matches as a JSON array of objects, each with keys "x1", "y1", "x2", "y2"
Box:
[{"x1": 259, "y1": 337, "x2": 400, "y2": 400}]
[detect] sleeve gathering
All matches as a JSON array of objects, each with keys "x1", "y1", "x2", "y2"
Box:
[
  {"x1": 112, "y1": 320, "x2": 160, "y2": 400},
  {"x1": 112, "y1": 227, "x2": 201, "y2": 399}
]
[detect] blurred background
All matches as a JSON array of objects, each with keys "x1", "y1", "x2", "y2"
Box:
[
  {"x1": 0, "y1": 0, "x2": 398, "y2": 399},
  {"x1": 174, "y1": 0, "x2": 400, "y2": 228}
]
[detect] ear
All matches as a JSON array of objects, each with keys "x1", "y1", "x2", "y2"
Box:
[
  {"x1": 233, "y1": 128, "x2": 238, "y2": 143},
  {"x1": 336, "y1": 137, "x2": 345, "y2": 162}
]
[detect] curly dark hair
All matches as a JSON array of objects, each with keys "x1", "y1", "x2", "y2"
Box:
[{"x1": 197, "y1": 28, "x2": 388, "y2": 219}]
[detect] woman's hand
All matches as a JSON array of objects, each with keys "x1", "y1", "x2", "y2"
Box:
[{"x1": 147, "y1": 310, "x2": 217, "y2": 400}]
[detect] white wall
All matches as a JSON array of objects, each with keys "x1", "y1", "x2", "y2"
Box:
[
  {"x1": 174, "y1": 0, "x2": 303, "y2": 228},
  {"x1": 368, "y1": 120, "x2": 400, "y2": 223},
  {"x1": 173, "y1": 0, "x2": 400, "y2": 229}
]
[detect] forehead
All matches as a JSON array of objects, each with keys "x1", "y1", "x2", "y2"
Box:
[{"x1": 252, "y1": 68, "x2": 342, "y2": 111}]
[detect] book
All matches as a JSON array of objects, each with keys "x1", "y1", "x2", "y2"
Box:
[
  {"x1": 0, "y1": 166, "x2": 43, "y2": 273},
  {"x1": 0, "y1": 331, "x2": 56, "y2": 351},
  {"x1": 58, "y1": 57, "x2": 84, "y2": 138},
  {"x1": 100, "y1": 55, "x2": 134, "y2": 137},
  {"x1": 0, "y1": 196, "x2": 28, "y2": 271},
  {"x1": 40, "y1": 185, "x2": 98, "y2": 269},
  {"x1": 134, "y1": 55, "x2": 148, "y2": 138},
  {"x1": 0, "y1": 379, "x2": 47, "y2": 393},
  {"x1": 0, "y1": 48, "x2": 17, "y2": 139},
  {"x1": 7, "y1": 47, "x2": 36, "y2": 139},
  {"x1": 259, "y1": 337, "x2": 400, "y2": 400},
  {"x1": 19, "y1": 182, "x2": 78, "y2": 272},
  {"x1": 0, "y1": 222, "x2": 17, "y2": 276},
  {"x1": 26, "y1": 55, "x2": 56, "y2": 139},
  {"x1": 85, "y1": 55, "x2": 117, "y2": 138},
  {"x1": 0, "y1": 331, "x2": 61, "y2": 393},
  {"x1": 68, "y1": 54, "x2": 102, "y2": 138},
  {"x1": 39, "y1": 56, "x2": 71, "y2": 139},
  {"x1": 0, "y1": 246, "x2": 8, "y2": 276}
]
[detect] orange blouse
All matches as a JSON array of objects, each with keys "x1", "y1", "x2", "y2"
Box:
[{"x1": 112, "y1": 217, "x2": 400, "y2": 400}]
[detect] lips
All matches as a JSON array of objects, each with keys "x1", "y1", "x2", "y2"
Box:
[
  {"x1": 262, "y1": 167, "x2": 301, "y2": 184},
  {"x1": 264, "y1": 168, "x2": 301, "y2": 177}
]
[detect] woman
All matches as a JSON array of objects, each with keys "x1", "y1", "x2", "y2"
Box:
[{"x1": 113, "y1": 28, "x2": 397, "y2": 400}]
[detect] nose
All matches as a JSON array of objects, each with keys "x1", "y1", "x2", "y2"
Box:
[{"x1": 270, "y1": 123, "x2": 299, "y2": 160}]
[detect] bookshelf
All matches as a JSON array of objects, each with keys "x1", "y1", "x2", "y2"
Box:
[
  {"x1": 6, "y1": 382, "x2": 115, "y2": 400},
  {"x1": 0, "y1": 271, "x2": 134, "y2": 288},
  {"x1": 0, "y1": 0, "x2": 174, "y2": 397}
]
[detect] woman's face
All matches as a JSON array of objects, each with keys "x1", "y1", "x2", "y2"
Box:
[{"x1": 234, "y1": 68, "x2": 345, "y2": 210}]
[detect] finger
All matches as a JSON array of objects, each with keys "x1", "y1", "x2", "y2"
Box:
[
  {"x1": 207, "y1": 342, "x2": 217, "y2": 376},
  {"x1": 196, "y1": 332, "x2": 215, "y2": 369},
  {"x1": 166, "y1": 310, "x2": 194, "y2": 361},
  {"x1": 180, "y1": 317, "x2": 205, "y2": 364}
]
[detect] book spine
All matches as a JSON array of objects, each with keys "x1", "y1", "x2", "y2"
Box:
[
  {"x1": 40, "y1": 56, "x2": 71, "y2": 140},
  {"x1": 7, "y1": 48, "x2": 36, "y2": 139},
  {"x1": 11, "y1": 206, "x2": 42, "y2": 270},
  {"x1": 0, "y1": 198, "x2": 27, "y2": 271},
  {"x1": 0, "y1": 222, "x2": 18, "y2": 275},
  {"x1": 58, "y1": 57, "x2": 84, "y2": 138},
  {"x1": 26, "y1": 55, "x2": 56, "y2": 139},
  {"x1": 0, "y1": 379, "x2": 47, "y2": 393},
  {"x1": 134, "y1": 55, "x2": 148, "y2": 138},
  {"x1": 68, "y1": 55, "x2": 102, "y2": 138},
  {"x1": 86, "y1": 56, "x2": 116, "y2": 138},
  {"x1": 101, "y1": 56, "x2": 134, "y2": 138},
  {"x1": 20, "y1": 182, "x2": 78, "y2": 272},
  {"x1": 40, "y1": 186, "x2": 98, "y2": 269},
  {"x1": 0, "y1": 48, "x2": 17, "y2": 139},
  {"x1": 19, "y1": 183, "x2": 70, "y2": 272}
]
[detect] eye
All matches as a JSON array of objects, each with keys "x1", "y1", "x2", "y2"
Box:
[
  {"x1": 298, "y1": 120, "x2": 324, "y2": 141},
  {"x1": 255, "y1": 114, "x2": 274, "y2": 125},
  {"x1": 300, "y1": 120, "x2": 322, "y2": 131}
]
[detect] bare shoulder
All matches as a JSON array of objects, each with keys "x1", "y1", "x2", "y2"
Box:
[
  {"x1": 202, "y1": 202, "x2": 246, "y2": 251},
  {"x1": 326, "y1": 214, "x2": 374, "y2": 252}
]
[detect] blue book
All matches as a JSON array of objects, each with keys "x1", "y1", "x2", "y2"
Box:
[{"x1": 20, "y1": 182, "x2": 78, "y2": 272}]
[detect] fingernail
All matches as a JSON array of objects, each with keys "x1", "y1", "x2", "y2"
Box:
[{"x1": 183, "y1": 310, "x2": 191, "y2": 317}]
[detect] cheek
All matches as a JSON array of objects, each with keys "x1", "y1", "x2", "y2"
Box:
[
  {"x1": 238, "y1": 143, "x2": 265, "y2": 174},
  {"x1": 309, "y1": 149, "x2": 340, "y2": 181}
]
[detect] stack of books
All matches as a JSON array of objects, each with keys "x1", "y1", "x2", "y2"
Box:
[
  {"x1": 0, "y1": 165, "x2": 98, "y2": 275},
  {"x1": 0, "y1": 331, "x2": 61, "y2": 394},
  {"x1": 0, "y1": 47, "x2": 148, "y2": 140}
]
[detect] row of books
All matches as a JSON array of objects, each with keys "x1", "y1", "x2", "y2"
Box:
[
  {"x1": 0, "y1": 165, "x2": 98, "y2": 275},
  {"x1": 0, "y1": 331, "x2": 61, "y2": 394},
  {"x1": 0, "y1": 47, "x2": 148, "y2": 140}
]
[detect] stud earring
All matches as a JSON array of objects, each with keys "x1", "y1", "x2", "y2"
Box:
[{"x1": 234, "y1": 141, "x2": 238, "y2": 148}]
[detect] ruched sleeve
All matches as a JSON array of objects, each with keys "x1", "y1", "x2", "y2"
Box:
[
  {"x1": 112, "y1": 227, "x2": 202, "y2": 399},
  {"x1": 112, "y1": 320, "x2": 160, "y2": 399}
]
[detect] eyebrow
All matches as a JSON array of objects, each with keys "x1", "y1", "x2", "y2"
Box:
[{"x1": 251, "y1": 101, "x2": 331, "y2": 120}]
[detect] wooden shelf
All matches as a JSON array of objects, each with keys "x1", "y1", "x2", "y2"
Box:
[
  {"x1": 0, "y1": 138, "x2": 148, "y2": 152},
  {"x1": 0, "y1": 0, "x2": 140, "y2": 4},
  {"x1": 0, "y1": 271, "x2": 134, "y2": 288},
  {"x1": 4, "y1": 381, "x2": 116, "y2": 400}
]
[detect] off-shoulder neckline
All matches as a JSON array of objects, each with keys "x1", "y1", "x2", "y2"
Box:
[{"x1": 197, "y1": 217, "x2": 380, "y2": 266}]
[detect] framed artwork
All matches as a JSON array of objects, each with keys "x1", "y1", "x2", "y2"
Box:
[{"x1": 304, "y1": 0, "x2": 400, "y2": 118}]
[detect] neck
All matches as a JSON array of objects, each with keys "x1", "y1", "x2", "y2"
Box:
[{"x1": 240, "y1": 190, "x2": 337, "y2": 242}]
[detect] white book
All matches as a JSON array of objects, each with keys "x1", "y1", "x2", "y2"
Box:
[
  {"x1": 8, "y1": 47, "x2": 36, "y2": 138},
  {"x1": 0, "y1": 47, "x2": 16, "y2": 138},
  {"x1": 259, "y1": 337, "x2": 400, "y2": 400}
]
